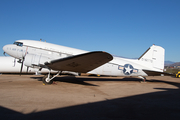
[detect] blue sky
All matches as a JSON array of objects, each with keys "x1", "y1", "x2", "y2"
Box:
[{"x1": 0, "y1": 0, "x2": 179, "y2": 62}]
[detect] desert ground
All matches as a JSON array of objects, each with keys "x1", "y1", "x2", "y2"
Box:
[{"x1": 0, "y1": 75, "x2": 180, "y2": 120}]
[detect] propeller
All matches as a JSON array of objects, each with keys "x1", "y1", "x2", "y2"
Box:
[
  {"x1": 20, "y1": 57, "x2": 25, "y2": 76},
  {"x1": 20, "y1": 47, "x2": 28, "y2": 76},
  {"x1": 26, "y1": 66, "x2": 29, "y2": 73},
  {"x1": 13, "y1": 58, "x2": 16, "y2": 67},
  {"x1": 3, "y1": 52, "x2": 6, "y2": 56}
]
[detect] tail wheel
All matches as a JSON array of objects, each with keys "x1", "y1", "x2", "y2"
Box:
[{"x1": 42, "y1": 74, "x2": 53, "y2": 85}]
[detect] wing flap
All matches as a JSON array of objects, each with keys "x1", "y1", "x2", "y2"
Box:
[{"x1": 45, "y1": 51, "x2": 113, "y2": 73}]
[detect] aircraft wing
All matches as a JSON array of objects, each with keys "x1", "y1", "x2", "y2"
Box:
[
  {"x1": 143, "y1": 70, "x2": 175, "y2": 76},
  {"x1": 45, "y1": 51, "x2": 113, "y2": 73}
]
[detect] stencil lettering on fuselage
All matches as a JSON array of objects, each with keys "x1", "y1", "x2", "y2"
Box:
[{"x1": 118, "y1": 64, "x2": 138, "y2": 75}]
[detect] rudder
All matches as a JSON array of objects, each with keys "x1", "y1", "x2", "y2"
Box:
[{"x1": 138, "y1": 45, "x2": 165, "y2": 72}]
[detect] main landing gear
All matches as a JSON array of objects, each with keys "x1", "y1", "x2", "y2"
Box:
[
  {"x1": 42, "y1": 71, "x2": 61, "y2": 85},
  {"x1": 138, "y1": 76, "x2": 147, "y2": 83}
]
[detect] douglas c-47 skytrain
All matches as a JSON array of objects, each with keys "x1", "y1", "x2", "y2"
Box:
[{"x1": 3, "y1": 40, "x2": 171, "y2": 84}]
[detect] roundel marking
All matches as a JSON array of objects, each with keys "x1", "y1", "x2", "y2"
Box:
[{"x1": 123, "y1": 64, "x2": 134, "y2": 75}]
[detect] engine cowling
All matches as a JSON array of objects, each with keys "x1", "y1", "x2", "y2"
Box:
[{"x1": 24, "y1": 54, "x2": 51, "y2": 67}]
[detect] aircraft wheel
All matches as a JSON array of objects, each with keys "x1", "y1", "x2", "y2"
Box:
[{"x1": 42, "y1": 74, "x2": 53, "y2": 85}]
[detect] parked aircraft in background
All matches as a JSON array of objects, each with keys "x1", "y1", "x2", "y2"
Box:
[
  {"x1": 0, "y1": 56, "x2": 79, "y2": 75},
  {"x1": 0, "y1": 56, "x2": 39, "y2": 74},
  {"x1": 3, "y1": 40, "x2": 170, "y2": 84}
]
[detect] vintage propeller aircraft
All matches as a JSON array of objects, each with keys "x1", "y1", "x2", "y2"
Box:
[{"x1": 3, "y1": 40, "x2": 169, "y2": 84}]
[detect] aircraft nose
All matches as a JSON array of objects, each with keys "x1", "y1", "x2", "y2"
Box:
[
  {"x1": 3, "y1": 45, "x2": 8, "y2": 53},
  {"x1": 3, "y1": 44, "x2": 14, "y2": 57}
]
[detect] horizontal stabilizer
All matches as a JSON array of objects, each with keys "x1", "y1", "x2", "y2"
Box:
[{"x1": 143, "y1": 70, "x2": 175, "y2": 76}]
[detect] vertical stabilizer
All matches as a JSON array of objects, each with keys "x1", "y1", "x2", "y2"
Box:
[{"x1": 138, "y1": 45, "x2": 165, "y2": 71}]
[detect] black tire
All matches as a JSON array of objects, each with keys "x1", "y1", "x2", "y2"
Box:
[{"x1": 42, "y1": 74, "x2": 53, "y2": 85}]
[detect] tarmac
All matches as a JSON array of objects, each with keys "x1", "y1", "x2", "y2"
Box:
[{"x1": 0, "y1": 75, "x2": 180, "y2": 120}]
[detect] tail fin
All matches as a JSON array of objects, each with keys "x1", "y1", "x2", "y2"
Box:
[{"x1": 138, "y1": 45, "x2": 165, "y2": 72}]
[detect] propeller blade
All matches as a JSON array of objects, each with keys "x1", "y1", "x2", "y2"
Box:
[
  {"x1": 20, "y1": 57, "x2": 25, "y2": 76},
  {"x1": 3, "y1": 52, "x2": 6, "y2": 56},
  {"x1": 13, "y1": 59, "x2": 16, "y2": 67},
  {"x1": 26, "y1": 66, "x2": 29, "y2": 73},
  {"x1": 20, "y1": 63, "x2": 23, "y2": 76}
]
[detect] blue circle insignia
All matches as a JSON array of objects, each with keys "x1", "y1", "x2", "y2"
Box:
[{"x1": 123, "y1": 64, "x2": 134, "y2": 75}]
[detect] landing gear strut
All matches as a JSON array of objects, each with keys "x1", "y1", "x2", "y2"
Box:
[
  {"x1": 42, "y1": 71, "x2": 61, "y2": 85},
  {"x1": 138, "y1": 76, "x2": 147, "y2": 83},
  {"x1": 42, "y1": 74, "x2": 53, "y2": 85}
]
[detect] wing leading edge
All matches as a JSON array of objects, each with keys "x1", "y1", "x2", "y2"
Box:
[{"x1": 45, "y1": 51, "x2": 113, "y2": 73}]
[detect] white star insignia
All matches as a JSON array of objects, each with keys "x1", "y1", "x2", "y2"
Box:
[{"x1": 124, "y1": 65, "x2": 132, "y2": 74}]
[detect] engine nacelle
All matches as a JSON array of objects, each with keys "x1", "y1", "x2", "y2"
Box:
[{"x1": 24, "y1": 54, "x2": 51, "y2": 67}]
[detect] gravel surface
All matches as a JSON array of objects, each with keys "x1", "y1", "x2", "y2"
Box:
[{"x1": 0, "y1": 75, "x2": 180, "y2": 120}]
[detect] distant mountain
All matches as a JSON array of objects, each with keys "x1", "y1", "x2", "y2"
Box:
[
  {"x1": 164, "y1": 61, "x2": 175, "y2": 66},
  {"x1": 169, "y1": 62, "x2": 180, "y2": 67}
]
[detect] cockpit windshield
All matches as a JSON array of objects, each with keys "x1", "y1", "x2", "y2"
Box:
[{"x1": 13, "y1": 42, "x2": 23, "y2": 47}]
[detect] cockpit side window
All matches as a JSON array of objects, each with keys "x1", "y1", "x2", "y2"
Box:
[{"x1": 13, "y1": 42, "x2": 23, "y2": 47}]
